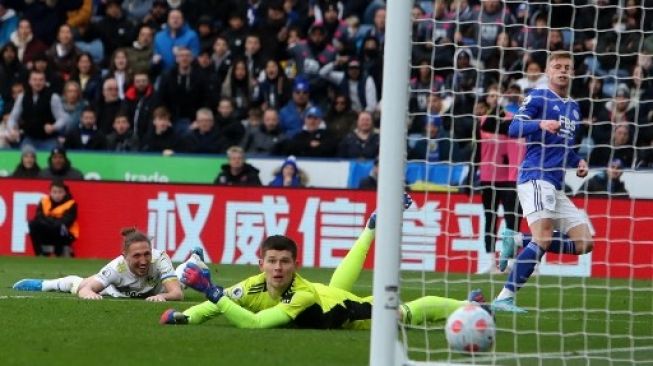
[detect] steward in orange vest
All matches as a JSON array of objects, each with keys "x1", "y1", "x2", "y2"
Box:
[{"x1": 28, "y1": 179, "x2": 79, "y2": 257}]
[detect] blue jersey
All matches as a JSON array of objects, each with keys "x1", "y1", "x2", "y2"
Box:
[{"x1": 508, "y1": 88, "x2": 583, "y2": 190}]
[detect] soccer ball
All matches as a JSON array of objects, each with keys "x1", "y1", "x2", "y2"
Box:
[{"x1": 445, "y1": 304, "x2": 495, "y2": 353}]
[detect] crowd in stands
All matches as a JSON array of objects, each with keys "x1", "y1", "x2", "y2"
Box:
[{"x1": 0, "y1": 0, "x2": 652, "y2": 187}]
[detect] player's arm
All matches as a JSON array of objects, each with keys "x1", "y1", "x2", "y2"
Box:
[
  {"x1": 509, "y1": 93, "x2": 558, "y2": 137},
  {"x1": 77, "y1": 277, "x2": 106, "y2": 300},
  {"x1": 146, "y1": 278, "x2": 183, "y2": 302},
  {"x1": 215, "y1": 297, "x2": 294, "y2": 329},
  {"x1": 146, "y1": 253, "x2": 184, "y2": 302}
]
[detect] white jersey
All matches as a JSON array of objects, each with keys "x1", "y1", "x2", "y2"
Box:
[{"x1": 94, "y1": 249, "x2": 177, "y2": 298}]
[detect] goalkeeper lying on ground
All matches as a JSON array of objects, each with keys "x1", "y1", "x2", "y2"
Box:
[{"x1": 161, "y1": 194, "x2": 489, "y2": 328}]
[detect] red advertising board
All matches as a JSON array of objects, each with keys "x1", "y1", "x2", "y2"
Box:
[{"x1": 0, "y1": 179, "x2": 651, "y2": 280}]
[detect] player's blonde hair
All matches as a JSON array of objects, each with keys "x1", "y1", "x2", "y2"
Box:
[
  {"x1": 548, "y1": 50, "x2": 573, "y2": 64},
  {"x1": 120, "y1": 227, "x2": 152, "y2": 252}
]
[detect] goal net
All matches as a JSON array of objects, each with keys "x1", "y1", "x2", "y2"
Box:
[{"x1": 383, "y1": 0, "x2": 653, "y2": 365}]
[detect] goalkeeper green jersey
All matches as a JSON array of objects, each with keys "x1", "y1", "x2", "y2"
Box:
[{"x1": 223, "y1": 272, "x2": 373, "y2": 329}]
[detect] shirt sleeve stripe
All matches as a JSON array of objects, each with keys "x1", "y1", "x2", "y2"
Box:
[
  {"x1": 514, "y1": 114, "x2": 531, "y2": 120},
  {"x1": 160, "y1": 274, "x2": 177, "y2": 281}
]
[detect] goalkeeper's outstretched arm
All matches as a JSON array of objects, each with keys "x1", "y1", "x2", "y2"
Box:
[{"x1": 213, "y1": 297, "x2": 293, "y2": 329}]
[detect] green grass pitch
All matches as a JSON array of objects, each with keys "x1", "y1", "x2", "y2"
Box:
[{"x1": 0, "y1": 256, "x2": 651, "y2": 366}]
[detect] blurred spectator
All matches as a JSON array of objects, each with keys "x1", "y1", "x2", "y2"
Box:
[
  {"x1": 0, "y1": 1, "x2": 18, "y2": 47},
  {"x1": 474, "y1": 0, "x2": 517, "y2": 64},
  {"x1": 409, "y1": 59, "x2": 445, "y2": 130},
  {"x1": 503, "y1": 83, "x2": 522, "y2": 115},
  {"x1": 319, "y1": 57, "x2": 377, "y2": 113},
  {"x1": 243, "y1": 108, "x2": 286, "y2": 155},
  {"x1": 338, "y1": 110, "x2": 379, "y2": 159},
  {"x1": 142, "y1": 0, "x2": 169, "y2": 31},
  {"x1": 287, "y1": 21, "x2": 336, "y2": 98},
  {"x1": 410, "y1": 92, "x2": 449, "y2": 136},
  {"x1": 7, "y1": 70, "x2": 67, "y2": 150},
  {"x1": 153, "y1": 9, "x2": 200, "y2": 71},
  {"x1": 196, "y1": 15, "x2": 216, "y2": 53},
  {"x1": 243, "y1": 33, "x2": 264, "y2": 77},
  {"x1": 319, "y1": 1, "x2": 349, "y2": 52},
  {"x1": 156, "y1": 46, "x2": 209, "y2": 133},
  {"x1": 514, "y1": 60, "x2": 547, "y2": 95},
  {"x1": 45, "y1": 24, "x2": 81, "y2": 78},
  {"x1": 579, "y1": 158, "x2": 629, "y2": 197},
  {"x1": 213, "y1": 145, "x2": 262, "y2": 185},
  {"x1": 89, "y1": 0, "x2": 135, "y2": 65},
  {"x1": 32, "y1": 52, "x2": 63, "y2": 94},
  {"x1": 2, "y1": 81, "x2": 22, "y2": 120},
  {"x1": 106, "y1": 113, "x2": 139, "y2": 152},
  {"x1": 60, "y1": 80, "x2": 88, "y2": 135},
  {"x1": 255, "y1": 1, "x2": 291, "y2": 61},
  {"x1": 69, "y1": 52, "x2": 101, "y2": 102},
  {"x1": 39, "y1": 147, "x2": 84, "y2": 180},
  {"x1": 9, "y1": 19, "x2": 47, "y2": 66},
  {"x1": 11, "y1": 144, "x2": 41, "y2": 178},
  {"x1": 412, "y1": 0, "x2": 454, "y2": 71},
  {"x1": 140, "y1": 106, "x2": 187, "y2": 155},
  {"x1": 223, "y1": 8, "x2": 248, "y2": 57},
  {"x1": 104, "y1": 48, "x2": 132, "y2": 100},
  {"x1": 408, "y1": 114, "x2": 454, "y2": 162},
  {"x1": 590, "y1": 124, "x2": 635, "y2": 168},
  {"x1": 575, "y1": 76, "x2": 605, "y2": 142},
  {"x1": 631, "y1": 64, "x2": 653, "y2": 145},
  {"x1": 484, "y1": 31, "x2": 521, "y2": 86},
  {"x1": 207, "y1": 36, "x2": 232, "y2": 100},
  {"x1": 214, "y1": 97, "x2": 245, "y2": 153},
  {"x1": 324, "y1": 94, "x2": 357, "y2": 141},
  {"x1": 122, "y1": 0, "x2": 156, "y2": 23},
  {"x1": 241, "y1": 106, "x2": 262, "y2": 132},
  {"x1": 269, "y1": 155, "x2": 306, "y2": 187},
  {"x1": 476, "y1": 91, "x2": 523, "y2": 271},
  {"x1": 286, "y1": 106, "x2": 337, "y2": 157},
  {"x1": 18, "y1": 0, "x2": 82, "y2": 46},
  {"x1": 0, "y1": 101, "x2": 8, "y2": 145},
  {"x1": 93, "y1": 78, "x2": 124, "y2": 134},
  {"x1": 358, "y1": 158, "x2": 378, "y2": 190},
  {"x1": 279, "y1": 77, "x2": 314, "y2": 137},
  {"x1": 63, "y1": 107, "x2": 106, "y2": 151},
  {"x1": 124, "y1": 71, "x2": 155, "y2": 140},
  {"x1": 187, "y1": 107, "x2": 220, "y2": 154},
  {"x1": 221, "y1": 57, "x2": 256, "y2": 121},
  {"x1": 256, "y1": 59, "x2": 291, "y2": 110},
  {"x1": 66, "y1": 0, "x2": 92, "y2": 29},
  {"x1": 126, "y1": 24, "x2": 155, "y2": 76},
  {"x1": 358, "y1": 35, "x2": 383, "y2": 97},
  {"x1": 363, "y1": 7, "x2": 386, "y2": 49},
  {"x1": 28, "y1": 179, "x2": 79, "y2": 257},
  {"x1": 519, "y1": 11, "x2": 548, "y2": 51},
  {"x1": 0, "y1": 42, "x2": 27, "y2": 100}
]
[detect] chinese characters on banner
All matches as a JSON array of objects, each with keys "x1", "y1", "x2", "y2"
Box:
[{"x1": 0, "y1": 179, "x2": 650, "y2": 279}]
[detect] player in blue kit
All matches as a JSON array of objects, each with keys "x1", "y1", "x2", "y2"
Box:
[{"x1": 493, "y1": 51, "x2": 594, "y2": 313}]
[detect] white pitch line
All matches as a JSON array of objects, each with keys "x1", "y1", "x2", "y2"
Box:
[{"x1": 453, "y1": 345, "x2": 653, "y2": 364}]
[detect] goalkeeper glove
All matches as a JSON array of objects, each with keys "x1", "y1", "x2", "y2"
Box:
[
  {"x1": 181, "y1": 262, "x2": 224, "y2": 303},
  {"x1": 366, "y1": 192, "x2": 414, "y2": 230}
]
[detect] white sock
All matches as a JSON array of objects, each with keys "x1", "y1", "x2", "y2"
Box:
[
  {"x1": 42, "y1": 276, "x2": 83, "y2": 293},
  {"x1": 496, "y1": 287, "x2": 515, "y2": 300}
]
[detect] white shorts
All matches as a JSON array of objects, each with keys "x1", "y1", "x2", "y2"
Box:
[{"x1": 517, "y1": 179, "x2": 587, "y2": 233}]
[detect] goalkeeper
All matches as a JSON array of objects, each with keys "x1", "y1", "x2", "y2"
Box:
[{"x1": 161, "y1": 194, "x2": 489, "y2": 329}]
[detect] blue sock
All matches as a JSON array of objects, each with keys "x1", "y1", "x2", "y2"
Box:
[
  {"x1": 505, "y1": 242, "x2": 545, "y2": 293},
  {"x1": 520, "y1": 232, "x2": 577, "y2": 254}
]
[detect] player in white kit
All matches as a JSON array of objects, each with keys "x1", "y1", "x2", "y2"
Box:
[{"x1": 13, "y1": 228, "x2": 201, "y2": 301}]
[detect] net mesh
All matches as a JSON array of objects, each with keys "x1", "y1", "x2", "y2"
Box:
[{"x1": 398, "y1": 1, "x2": 653, "y2": 364}]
